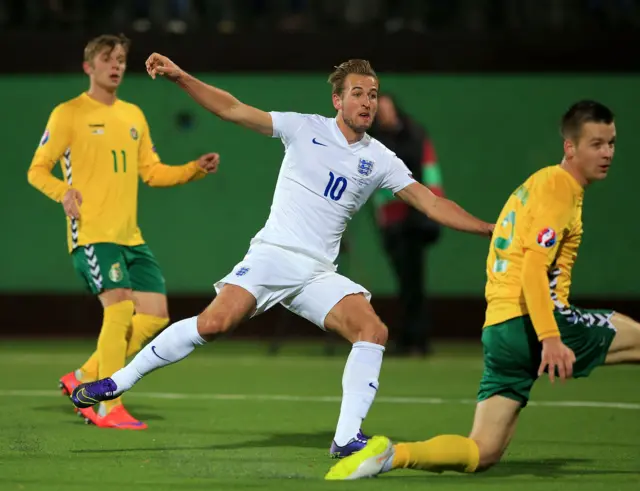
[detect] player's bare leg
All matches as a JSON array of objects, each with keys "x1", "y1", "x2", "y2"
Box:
[
  {"x1": 324, "y1": 293, "x2": 388, "y2": 457},
  {"x1": 604, "y1": 313, "x2": 640, "y2": 364},
  {"x1": 127, "y1": 291, "x2": 170, "y2": 355},
  {"x1": 196, "y1": 284, "x2": 257, "y2": 339},
  {"x1": 325, "y1": 294, "x2": 388, "y2": 345},
  {"x1": 326, "y1": 395, "x2": 521, "y2": 479},
  {"x1": 468, "y1": 395, "x2": 521, "y2": 470},
  {"x1": 70, "y1": 285, "x2": 256, "y2": 409}
]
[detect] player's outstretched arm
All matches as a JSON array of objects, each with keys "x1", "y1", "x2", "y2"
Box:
[
  {"x1": 145, "y1": 53, "x2": 273, "y2": 136},
  {"x1": 137, "y1": 110, "x2": 220, "y2": 187},
  {"x1": 396, "y1": 182, "x2": 493, "y2": 236}
]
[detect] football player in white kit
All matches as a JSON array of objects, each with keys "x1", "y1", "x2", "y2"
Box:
[{"x1": 71, "y1": 55, "x2": 494, "y2": 458}]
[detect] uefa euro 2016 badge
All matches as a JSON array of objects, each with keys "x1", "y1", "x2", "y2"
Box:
[
  {"x1": 39, "y1": 129, "x2": 50, "y2": 147},
  {"x1": 536, "y1": 227, "x2": 557, "y2": 248}
]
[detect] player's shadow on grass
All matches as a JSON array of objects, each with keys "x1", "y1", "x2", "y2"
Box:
[
  {"x1": 477, "y1": 457, "x2": 638, "y2": 478},
  {"x1": 33, "y1": 403, "x2": 165, "y2": 422},
  {"x1": 523, "y1": 439, "x2": 640, "y2": 449},
  {"x1": 74, "y1": 430, "x2": 353, "y2": 454},
  {"x1": 382, "y1": 458, "x2": 638, "y2": 481}
]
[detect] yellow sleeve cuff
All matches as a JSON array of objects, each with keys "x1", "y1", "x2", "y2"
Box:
[{"x1": 190, "y1": 161, "x2": 208, "y2": 180}]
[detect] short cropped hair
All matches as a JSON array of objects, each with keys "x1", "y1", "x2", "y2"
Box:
[{"x1": 561, "y1": 100, "x2": 614, "y2": 141}]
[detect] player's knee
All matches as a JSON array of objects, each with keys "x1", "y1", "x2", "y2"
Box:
[
  {"x1": 609, "y1": 348, "x2": 640, "y2": 364},
  {"x1": 356, "y1": 318, "x2": 388, "y2": 346},
  {"x1": 472, "y1": 438, "x2": 504, "y2": 472},
  {"x1": 99, "y1": 288, "x2": 133, "y2": 307},
  {"x1": 151, "y1": 306, "x2": 169, "y2": 319},
  {"x1": 196, "y1": 311, "x2": 236, "y2": 339}
]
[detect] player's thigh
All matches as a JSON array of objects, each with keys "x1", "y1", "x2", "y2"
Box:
[
  {"x1": 479, "y1": 319, "x2": 538, "y2": 404},
  {"x1": 475, "y1": 318, "x2": 535, "y2": 469},
  {"x1": 124, "y1": 244, "x2": 169, "y2": 317},
  {"x1": 125, "y1": 244, "x2": 167, "y2": 296},
  {"x1": 197, "y1": 284, "x2": 257, "y2": 339},
  {"x1": 469, "y1": 395, "x2": 522, "y2": 471},
  {"x1": 554, "y1": 306, "x2": 617, "y2": 375},
  {"x1": 605, "y1": 313, "x2": 640, "y2": 364},
  {"x1": 325, "y1": 293, "x2": 388, "y2": 345},
  {"x1": 283, "y1": 272, "x2": 387, "y2": 345},
  {"x1": 71, "y1": 243, "x2": 133, "y2": 301}
]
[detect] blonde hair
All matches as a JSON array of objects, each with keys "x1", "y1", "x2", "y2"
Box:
[
  {"x1": 84, "y1": 33, "x2": 130, "y2": 63},
  {"x1": 328, "y1": 59, "x2": 378, "y2": 96}
]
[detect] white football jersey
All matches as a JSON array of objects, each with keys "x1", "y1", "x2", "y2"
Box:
[{"x1": 251, "y1": 112, "x2": 416, "y2": 265}]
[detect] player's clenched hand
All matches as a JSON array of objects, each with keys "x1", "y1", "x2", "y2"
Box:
[
  {"x1": 487, "y1": 223, "x2": 495, "y2": 237},
  {"x1": 538, "y1": 337, "x2": 576, "y2": 384},
  {"x1": 145, "y1": 53, "x2": 182, "y2": 81},
  {"x1": 62, "y1": 188, "x2": 83, "y2": 219},
  {"x1": 197, "y1": 153, "x2": 220, "y2": 174}
]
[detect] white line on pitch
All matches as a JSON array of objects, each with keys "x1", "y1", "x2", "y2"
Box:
[{"x1": 1, "y1": 390, "x2": 639, "y2": 410}]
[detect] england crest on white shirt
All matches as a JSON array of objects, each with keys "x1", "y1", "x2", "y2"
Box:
[{"x1": 358, "y1": 158, "x2": 374, "y2": 176}]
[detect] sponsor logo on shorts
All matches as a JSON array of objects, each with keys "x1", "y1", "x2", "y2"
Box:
[
  {"x1": 109, "y1": 262, "x2": 123, "y2": 282},
  {"x1": 536, "y1": 227, "x2": 557, "y2": 248}
]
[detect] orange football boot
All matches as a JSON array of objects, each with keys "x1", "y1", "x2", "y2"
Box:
[
  {"x1": 91, "y1": 405, "x2": 148, "y2": 430},
  {"x1": 59, "y1": 371, "x2": 101, "y2": 424}
]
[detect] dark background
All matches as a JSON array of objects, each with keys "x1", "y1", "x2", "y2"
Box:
[{"x1": 1, "y1": 0, "x2": 638, "y2": 341}]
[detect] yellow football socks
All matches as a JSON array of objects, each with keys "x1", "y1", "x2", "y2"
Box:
[
  {"x1": 97, "y1": 300, "x2": 135, "y2": 412},
  {"x1": 78, "y1": 355, "x2": 99, "y2": 383},
  {"x1": 78, "y1": 312, "x2": 169, "y2": 390},
  {"x1": 127, "y1": 313, "x2": 170, "y2": 355},
  {"x1": 392, "y1": 435, "x2": 480, "y2": 473}
]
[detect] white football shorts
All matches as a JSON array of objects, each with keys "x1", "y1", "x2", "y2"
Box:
[{"x1": 214, "y1": 241, "x2": 370, "y2": 329}]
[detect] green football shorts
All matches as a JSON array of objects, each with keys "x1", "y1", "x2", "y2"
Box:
[
  {"x1": 71, "y1": 243, "x2": 166, "y2": 295},
  {"x1": 478, "y1": 305, "x2": 617, "y2": 407}
]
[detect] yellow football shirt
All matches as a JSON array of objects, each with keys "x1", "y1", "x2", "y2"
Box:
[
  {"x1": 484, "y1": 165, "x2": 584, "y2": 327},
  {"x1": 28, "y1": 93, "x2": 206, "y2": 252}
]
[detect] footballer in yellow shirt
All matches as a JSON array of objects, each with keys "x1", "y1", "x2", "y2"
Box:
[
  {"x1": 325, "y1": 100, "x2": 640, "y2": 480},
  {"x1": 27, "y1": 34, "x2": 220, "y2": 429}
]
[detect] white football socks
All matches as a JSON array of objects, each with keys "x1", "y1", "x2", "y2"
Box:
[
  {"x1": 333, "y1": 341, "x2": 385, "y2": 446},
  {"x1": 110, "y1": 316, "x2": 205, "y2": 395}
]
